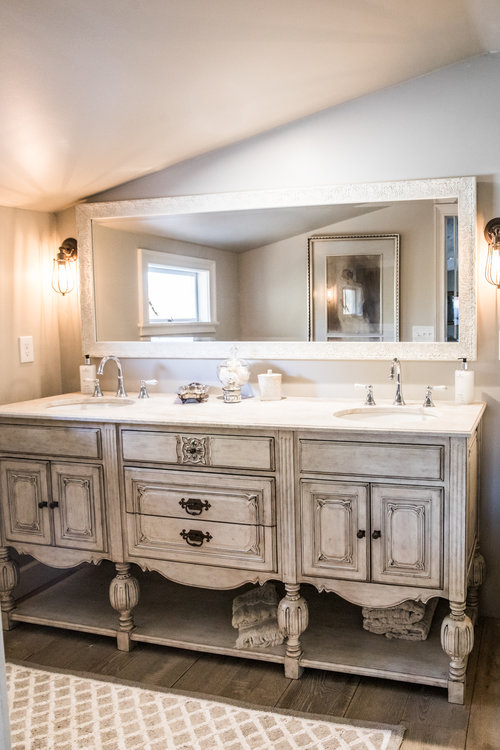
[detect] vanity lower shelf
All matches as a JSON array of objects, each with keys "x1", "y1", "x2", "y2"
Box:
[{"x1": 11, "y1": 561, "x2": 451, "y2": 689}]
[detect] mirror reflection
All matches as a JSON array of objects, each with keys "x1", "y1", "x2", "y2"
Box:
[{"x1": 92, "y1": 198, "x2": 458, "y2": 344}]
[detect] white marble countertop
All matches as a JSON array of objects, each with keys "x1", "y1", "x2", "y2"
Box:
[{"x1": 0, "y1": 392, "x2": 486, "y2": 436}]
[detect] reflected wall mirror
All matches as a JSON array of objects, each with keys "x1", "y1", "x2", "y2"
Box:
[{"x1": 76, "y1": 176, "x2": 476, "y2": 360}]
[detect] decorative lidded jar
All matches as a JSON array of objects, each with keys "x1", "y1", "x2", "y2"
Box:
[{"x1": 217, "y1": 348, "x2": 250, "y2": 403}]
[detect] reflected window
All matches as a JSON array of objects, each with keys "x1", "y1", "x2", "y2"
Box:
[
  {"x1": 445, "y1": 214, "x2": 459, "y2": 342},
  {"x1": 138, "y1": 249, "x2": 216, "y2": 338}
]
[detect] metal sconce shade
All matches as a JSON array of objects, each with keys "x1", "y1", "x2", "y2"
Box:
[
  {"x1": 52, "y1": 237, "x2": 78, "y2": 296},
  {"x1": 485, "y1": 218, "x2": 500, "y2": 288}
]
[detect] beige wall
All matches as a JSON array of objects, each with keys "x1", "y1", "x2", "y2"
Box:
[{"x1": 0, "y1": 206, "x2": 62, "y2": 405}]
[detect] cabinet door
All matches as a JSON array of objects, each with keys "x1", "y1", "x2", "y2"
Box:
[
  {"x1": 371, "y1": 485, "x2": 443, "y2": 588},
  {"x1": 50, "y1": 463, "x2": 106, "y2": 552},
  {"x1": 0, "y1": 459, "x2": 51, "y2": 545},
  {"x1": 300, "y1": 481, "x2": 368, "y2": 580}
]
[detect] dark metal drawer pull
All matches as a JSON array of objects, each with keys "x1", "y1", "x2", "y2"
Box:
[
  {"x1": 38, "y1": 501, "x2": 48, "y2": 508},
  {"x1": 49, "y1": 501, "x2": 59, "y2": 509},
  {"x1": 372, "y1": 530, "x2": 381, "y2": 539},
  {"x1": 179, "y1": 498, "x2": 211, "y2": 516},
  {"x1": 356, "y1": 529, "x2": 366, "y2": 539},
  {"x1": 180, "y1": 529, "x2": 213, "y2": 547}
]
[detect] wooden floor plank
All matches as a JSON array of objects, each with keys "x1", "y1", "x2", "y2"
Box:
[
  {"x1": 277, "y1": 668, "x2": 359, "y2": 716},
  {"x1": 172, "y1": 651, "x2": 292, "y2": 706},
  {"x1": 343, "y1": 676, "x2": 410, "y2": 725},
  {"x1": 96, "y1": 642, "x2": 200, "y2": 687},
  {"x1": 3, "y1": 623, "x2": 62, "y2": 662},
  {"x1": 466, "y1": 618, "x2": 500, "y2": 750},
  {"x1": 401, "y1": 722, "x2": 466, "y2": 750}
]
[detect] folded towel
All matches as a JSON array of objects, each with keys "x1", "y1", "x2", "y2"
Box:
[
  {"x1": 235, "y1": 618, "x2": 284, "y2": 649},
  {"x1": 362, "y1": 599, "x2": 426, "y2": 626},
  {"x1": 232, "y1": 583, "x2": 279, "y2": 629},
  {"x1": 363, "y1": 598, "x2": 438, "y2": 641}
]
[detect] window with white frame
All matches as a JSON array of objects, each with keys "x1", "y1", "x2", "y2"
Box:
[{"x1": 138, "y1": 249, "x2": 217, "y2": 338}]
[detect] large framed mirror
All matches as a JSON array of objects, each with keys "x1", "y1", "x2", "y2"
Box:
[{"x1": 76, "y1": 176, "x2": 476, "y2": 360}]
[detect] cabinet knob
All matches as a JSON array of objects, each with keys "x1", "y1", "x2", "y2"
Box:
[
  {"x1": 49, "y1": 501, "x2": 59, "y2": 509},
  {"x1": 38, "y1": 501, "x2": 48, "y2": 508},
  {"x1": 356, "y1": 529, "x2": 366, "y2": 539},
  {"x1": 372, "y1": 530, "x2": 381, "y2": 539}
]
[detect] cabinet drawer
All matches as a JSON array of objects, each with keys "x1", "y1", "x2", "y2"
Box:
[
  {"x1": 126, "y1": 515, "x2": 276, "y2": 571},
  {"x1": 0, "y1": 424, "x2": 101, "y2": 460},
  {"x1": 299, "y1": 440, "x2": 443, "y2": 481},
  {"x1": 124, "y1": 468, "x2": 275, "y2": 526},
  {"x1": 121, "y1": 430, "x2": 274, "y2": 471}
]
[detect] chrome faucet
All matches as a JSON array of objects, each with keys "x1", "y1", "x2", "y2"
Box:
[
  {"x1": 97, "y1": 356, "x2": 127, "y2": 398},
  {"x1": 389, "y1": 357, "x2": 405, "y2": 406}
]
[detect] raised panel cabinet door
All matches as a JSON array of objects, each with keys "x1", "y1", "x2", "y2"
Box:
[
  {"x1": 300, "y1": 481, "x2": 368, "y2": 580},
  {"x1": 50, "y1": 463, "x2": 106, "y2": 552},
  {"x1": 371, "y1": 485, "x2": 443, "y2": 588},
  {"x1": 0, "y1": 459, "x2": 51, "y2": 545}
]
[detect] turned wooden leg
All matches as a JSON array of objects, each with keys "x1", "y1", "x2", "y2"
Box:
[
  {"x1": 467, "y1": 547, "x2": 486, "y2": 625},
  {"x1": 277, "y1": 583, "x2": 309, "y2": 679},
  {"x1": 441, "y1": 600, "x2": 474, "y2": 704},
  {"x1": 109, "y1": 563, "x2": 139, "y2": 651},
  {"x1": 0, "y1": 547, "x2": 19, "y2": 630}
]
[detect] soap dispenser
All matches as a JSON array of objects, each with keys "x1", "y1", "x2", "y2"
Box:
[
  {"x1": 80, "y1": 355, "x2": 96, "y2": 395},
  {"x1": 455, "y1": 358, "x2": 474, "y2": 404}
]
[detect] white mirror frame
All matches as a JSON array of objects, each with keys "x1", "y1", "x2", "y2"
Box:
[{"x1": 76, "y1": 176, "x2": 476, "y2": 361}]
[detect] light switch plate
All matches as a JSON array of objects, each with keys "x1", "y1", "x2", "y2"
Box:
[{"x1": 19, "y1": 335, "x2": 34, "y2": 363}]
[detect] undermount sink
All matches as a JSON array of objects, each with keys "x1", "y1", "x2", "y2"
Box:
[
  {"x1": 333, "y1": 406, "x2": 440, "y2": 424},
  {"x1": 46, "y1": 397, "x2": 136, "y2": 409}
]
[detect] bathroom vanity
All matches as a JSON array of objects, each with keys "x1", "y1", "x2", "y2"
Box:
[{"x1": 0, "y1": 393, "x2": 485, "y2": 704}]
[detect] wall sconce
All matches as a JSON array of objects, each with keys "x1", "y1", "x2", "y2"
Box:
[
  {"x1": 484, "y1": 218, "x2": 500, "y2": 288},
  {"x1": 52, "y1": 237, "x2": 78, "y2": 296}
]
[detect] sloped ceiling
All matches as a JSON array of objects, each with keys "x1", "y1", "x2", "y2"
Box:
[{"x1": 1, "y1": 0, "x2": 500, "y2": 212}]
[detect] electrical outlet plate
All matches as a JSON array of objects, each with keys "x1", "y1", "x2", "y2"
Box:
[
  {"x1": 19, "y1": 335, "x2": 34, "y2": 363},
  {"x1": 412, "y1": 326, "x2": 435, "y2": 342}
]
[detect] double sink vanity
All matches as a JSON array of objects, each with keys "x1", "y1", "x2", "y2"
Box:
[
  {"x1": 0, "y1": 388, "x2": 485, "y2": 704},
  {"x1": 0, "y1": 172, "x2": 485, "y2": 703}
]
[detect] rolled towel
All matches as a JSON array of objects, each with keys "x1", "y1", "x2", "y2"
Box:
[
  {"x1": 232, "y1": 583, "x2": 279, "y2": 629},
  {"x1": 235, "y1": 618, "x2": 284, "y2": 649}
]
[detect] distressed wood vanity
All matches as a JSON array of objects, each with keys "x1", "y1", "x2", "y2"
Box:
[{"x1": 0, "y1": 394, "x2": 485, "y2": 703}]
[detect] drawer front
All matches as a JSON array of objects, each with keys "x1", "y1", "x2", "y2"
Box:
[
  {"x1": 299, "y1": 439, "x2": 443, "y2": 481},
  {"x1": 124, "y1": 468, "x2": 275, "y2": 526},
  {"x1": 121, "y1": 430, "x2": 274, "y2": 471},
  {"x1": 125, "y1": 515, "x2": 276, "y2": 571},
  {"x1": 300, "y1": 480, "x2": 368, "y2": 581},
  {"x1": 0, "y1": 424, "x2": 101, "y2": 460}
]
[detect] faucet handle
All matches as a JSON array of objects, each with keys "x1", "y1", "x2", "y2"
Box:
[
  {"x1": 138, "y1": 379, "x2": 158, "y2": 399},
  {"x1": 355, "y1": 383, "x2": 376, "y2": 406},
  {"x1": 92, "y1": 378, "x2": 103, "y2": 398},
  {"x1": 423, "y1": 384, "x2": 447, "y2": 407}
]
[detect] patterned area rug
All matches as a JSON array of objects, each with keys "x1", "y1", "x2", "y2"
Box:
[{"x1": 7, "y1": 662, "x2": 405, "y2": 750}]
